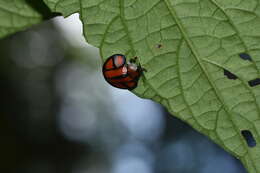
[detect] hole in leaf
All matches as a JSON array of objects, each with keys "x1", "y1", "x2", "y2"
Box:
[
  {"x1": 239, "y1": 53, "x2": 252, "y2": 61},
  {"x1": 248, "y1": 78, "x2": 260, "y2": 87},
  {"x1": 224, "y1": 69, "x2": 238, "y2": 80},
  {"x1": 241, "y1": 130, "x2": 256, "y2": 147}
]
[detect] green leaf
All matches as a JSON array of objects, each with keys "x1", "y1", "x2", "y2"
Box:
[
  {"x1": 43, "y1": 0, "x2": 260, "y2": 172},
  {"x1": 0, "y1": 0, "x2": 43, "y2": 38},
  {"x1": 43, "y1": 0, "x2": 79, "y2": 17}
]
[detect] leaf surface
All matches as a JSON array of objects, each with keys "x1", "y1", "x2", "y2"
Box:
[
  {"x1": 43, "y1": 0, "x2": 79, "y2": 17},
  {"x1": 0, "y1": 0, "x2": 43, "y2": 38},
  {"x1": 43, "y1": 0, "x2": 260, "y2": 172}
]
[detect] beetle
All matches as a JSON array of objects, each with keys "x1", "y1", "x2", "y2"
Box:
[{"x1": 102, "y1": 54, "x2": 144, "y2": 90}]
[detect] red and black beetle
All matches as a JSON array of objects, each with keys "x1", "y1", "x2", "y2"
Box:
[{"x1": 102, "y1": 54, "x2": 144, "y2": 90}]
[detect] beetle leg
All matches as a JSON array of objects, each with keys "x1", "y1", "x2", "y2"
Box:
[
  {"x1": 130, "y1": 56, "x2": 138, "y2": 63},
  {"x1": 141, "y1": 68, "x2": 147, "y2": 72}
]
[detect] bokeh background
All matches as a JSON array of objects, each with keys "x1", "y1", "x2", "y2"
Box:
[{"x1": 0, "y1": 14, "x2": 247, "y2": 173}]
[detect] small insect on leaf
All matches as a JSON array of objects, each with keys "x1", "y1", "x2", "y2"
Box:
[
  {"x1": 156, "y1": 44, "x2": 162, "y2": 49},
  {"x1": 239, "y1": 53, "x2": 252, "y2": 61},
  {"x1": 241, "y1": 130, "x2": 256, "y2": 147}
]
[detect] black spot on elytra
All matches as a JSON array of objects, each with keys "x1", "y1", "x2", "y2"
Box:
[
  {"x1": 241, "y1": 130, "x2": 256, "y2": 147},
  {"x1": 248, "y1": 78, "x2": 260, "y2": 87},
  {"x1": 239, "y1": 53, "x2": 252, "y2": 61},
  {"x1": 224, "y1": 69, "x2": 238, "y2": 80}
]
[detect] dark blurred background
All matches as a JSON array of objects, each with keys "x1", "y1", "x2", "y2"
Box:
[{"x1": 0, "y1": 14, "x2": 247, "y2": 173}]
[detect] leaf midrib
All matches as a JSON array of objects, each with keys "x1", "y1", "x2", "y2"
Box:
[{"x1": 163, "y1": 0, "x2": 256, "y2": 171}]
